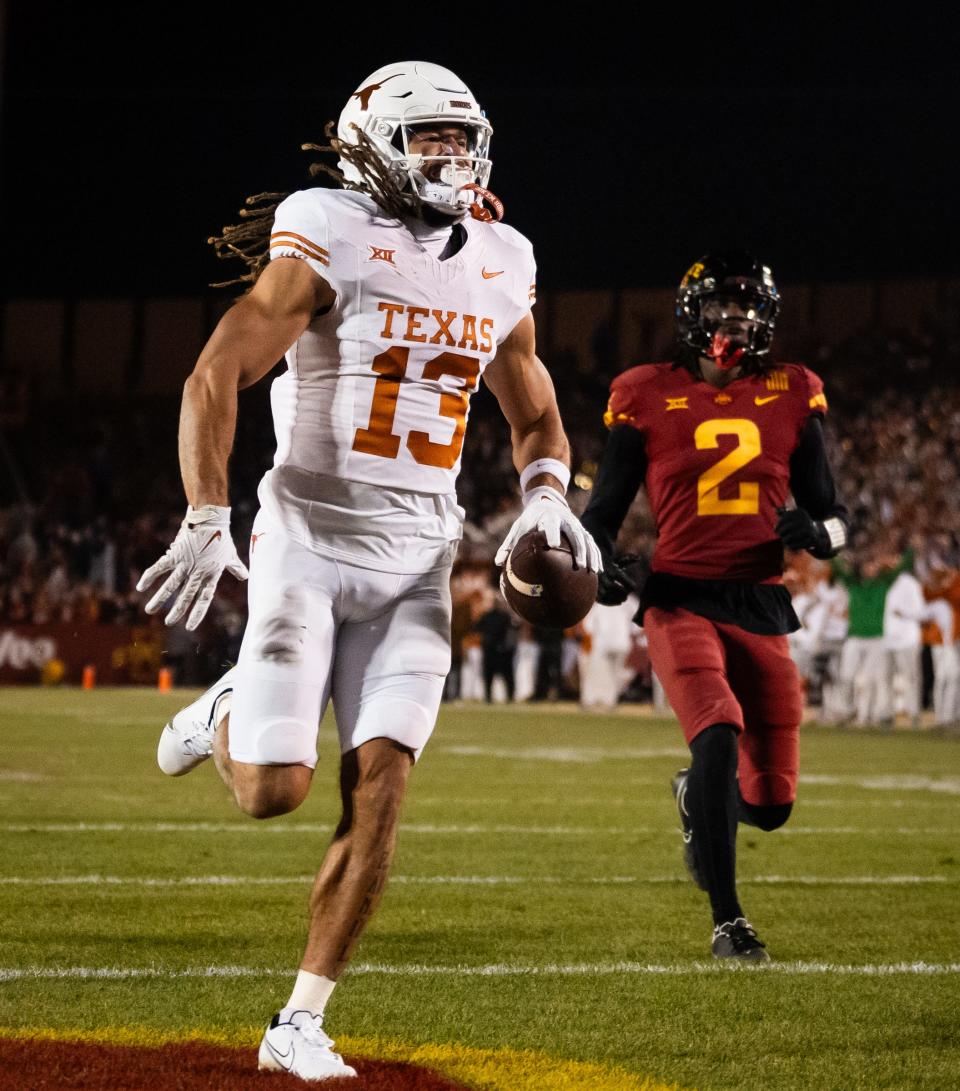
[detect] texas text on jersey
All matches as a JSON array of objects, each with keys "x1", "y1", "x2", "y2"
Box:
[
  {"x1": 268, "y1": 188, "x2": 536, "y2": 495},
  {"x1": 262, "y1": 188, "x2": 537, "y2": 573}
]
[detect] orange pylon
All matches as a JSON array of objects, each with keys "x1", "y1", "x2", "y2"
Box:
[
  {"x1": 157, "y1": 667, "x2": 173, "y2": 693},
  {"x1": 81, "y1": 665, "x2": 96, "y2": 690}
]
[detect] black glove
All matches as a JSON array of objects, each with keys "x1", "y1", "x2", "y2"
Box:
[
  {"x1": 775, "y1": 506, "x2": 829, "y2": 553},
  {"x1": 596, "y1": 553, "x2": 646, "y2": 605}
]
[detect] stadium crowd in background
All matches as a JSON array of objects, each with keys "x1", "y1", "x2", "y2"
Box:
[{"x1": 4, "y1": 330, "x2": 960, "y2": 722}]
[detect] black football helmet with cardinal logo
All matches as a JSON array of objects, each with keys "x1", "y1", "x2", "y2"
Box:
[{"x1": 675, "y1": 250, "x2": 780, "y2": 369}]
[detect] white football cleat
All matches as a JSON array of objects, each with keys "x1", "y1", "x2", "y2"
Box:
[
  {"x1": 156, "y1": 666, "x2": 236, "y2": 776},
  {"x1": 258, "y1": 1008, "x2": 357, "y2": 1080}
]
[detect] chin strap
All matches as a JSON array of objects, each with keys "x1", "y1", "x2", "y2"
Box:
[
  {"x1": 464, "y1": 183, "x2": 504, "y2": 222},
  {"x1": 708, "y1": 332, "x2": 747, "y2": 370}
]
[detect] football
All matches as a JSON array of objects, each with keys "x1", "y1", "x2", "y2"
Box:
[{"x1": 500, "y1": 529, "x2": 598, "y2": 628}]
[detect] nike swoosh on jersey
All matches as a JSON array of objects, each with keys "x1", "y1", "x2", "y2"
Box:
[
  {"x1": 481, "y1": 268, "x2": 504, "y2": 279},
  {"x1": 754, "y1": 395, "x2": 780, "y2": 406}
]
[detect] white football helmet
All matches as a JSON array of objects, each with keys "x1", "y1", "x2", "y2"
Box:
[{"x1": 336, "y1": 61, "x2": 494, "y2": 219}]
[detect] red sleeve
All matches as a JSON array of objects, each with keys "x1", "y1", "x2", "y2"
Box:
[{"x1": 602, "y1": 366, "x2": 654, "y2": 432}]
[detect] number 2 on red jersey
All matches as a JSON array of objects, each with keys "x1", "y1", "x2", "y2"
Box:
[{"x1": 695, "y1": 418, "x2": 762, "y2": 516}]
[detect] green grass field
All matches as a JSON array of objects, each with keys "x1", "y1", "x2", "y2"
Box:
[{"x1": 1, "y1": 687, "x2": 958, "y2": 1090}]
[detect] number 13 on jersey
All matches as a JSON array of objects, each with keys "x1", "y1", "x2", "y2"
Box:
[{"x1": 352, "y1": 347, "x2": 481, "y2": 470}]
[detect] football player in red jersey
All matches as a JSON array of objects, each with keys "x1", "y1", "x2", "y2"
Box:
[{"x1": 581, "y1": 251, "x2": 849, "y2": 960}]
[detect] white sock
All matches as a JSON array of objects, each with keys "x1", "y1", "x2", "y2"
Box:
[{"x1": 285, "y1": 970, "x2": 337, "y2": 1016}]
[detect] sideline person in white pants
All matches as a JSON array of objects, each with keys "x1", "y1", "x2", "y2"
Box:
[
  {"x1": 884, "y1": 570, "x2": 926, "y2": 726},
  {"x1": 837, "y1": 636, "x2": 890, "y2": 726},
  {"x1": 926, "y1": 598, "x2": 959, "y2": 725},
  {"x1": 579, "y1": 596, "x2": 637, "y2": 710}
]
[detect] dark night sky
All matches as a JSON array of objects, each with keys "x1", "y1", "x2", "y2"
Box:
[{"x1": 3, "y1": 8, "x2": 955, "y2": 297}]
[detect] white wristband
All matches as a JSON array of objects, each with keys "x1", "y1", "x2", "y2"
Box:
[
  {"x1": 519, "y1": 458, "x2": 570, "y2": 494},
  {"x1": 823, "y1": 517, "x2": 847, "y2": 551},
  {"x1": 185, "y1": 504, "x2": 230, "y2": 526}
]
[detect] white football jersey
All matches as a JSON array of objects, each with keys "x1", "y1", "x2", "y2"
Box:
[
  {"x1": 267, "y1": 189, "x2": 535, "y2": 491},
  {"x1": 257, "y1": 188, "x2": 536, "y2": 573}
]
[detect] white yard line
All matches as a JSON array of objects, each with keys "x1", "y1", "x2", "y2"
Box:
[
  {"x1": 737, "y1": 875, "x2": 954, "y2": 885},
  {"x1": 442, "y1": 746, "x2": 689, "y2": 763},
  {"x1": 0, "y1": 874, "x2": 953, "y2": 888},
  {"x1": 1, "y1": 822, "x2": 339, "y2": 834},
  {"x1": 0, "y1": 822, "x2": 634, "y2": 835},
  {"x1": 799, "y1": 799, "x2": 947, "y2": 808},
  {"x1": 0, "y1": 875, "x2": 315, "y2": 887},
  {"x1": 2, "y1": 961, "x2": 958, "y2": 982},
  {"x1": 775, "y1": 827, "x2": 958, "y2": 835},
  {"x1": 800, "y1": 774, "x2": 960, "y2": 795},
  {"x1": 437, "y1": 752, "x2": 960, "y2": 794},
  {"x1": 2, "y1": 821, "x2": 956, "y2": 836}
]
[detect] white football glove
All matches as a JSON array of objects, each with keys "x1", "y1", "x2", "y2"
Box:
[
  {"x1": 136, "y1": 505, "x2": 248, "y2": 630},
  {"x1": 494, "y1": 486, "x2": 603, "y2": 573}
]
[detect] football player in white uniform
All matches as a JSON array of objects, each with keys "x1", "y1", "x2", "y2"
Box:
[{"x1": 137, "y1": 61, "x2": 600, "y2": 1081}]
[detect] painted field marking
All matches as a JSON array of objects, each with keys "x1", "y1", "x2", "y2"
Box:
[
  {"x1": 442, "y1": 745, "x2": 688, "y2": 763},
  {"x1": 0, "y1": 821, "x2": 639, "y2": 835},
  {"x1": 2, "y1": 961, "x2": 958, "y2": 982},
  {"x1": 800, "y1": 799, "x2": 949, "y2": 808},
  {"x1": 436, "y1": 751, "x2": 960, "y2": 794},
  {"x1": 777, "y1": 826, "x2": 960, "y2": 835},
  {"x1": 2, "y1": 821, "x2": 956, "y2": 836},
  {"x1": 0, "y1": 1026, "x2": 679, "y2": 1091},
  {"x1": 0, "y1": 874, "x2": 953, "y2": 888},
  {"x1": 801, "y1": 774, "x2": 960, "y2": 795}
]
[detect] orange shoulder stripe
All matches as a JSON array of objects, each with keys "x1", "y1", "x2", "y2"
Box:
[
  {"x1": 270, "y1": 231, "x2": 330, "y2": 259},
  {"x1": 269, "y1": 240, "x2": 330, "y2": 266}
]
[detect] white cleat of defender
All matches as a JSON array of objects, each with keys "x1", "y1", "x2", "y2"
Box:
[
  {"x1": 156, "y1": 667, "x2": 236, "y2": 776},
  {"x1": 258, "y1": 1008, "x2": 357, "y2": 1080}
]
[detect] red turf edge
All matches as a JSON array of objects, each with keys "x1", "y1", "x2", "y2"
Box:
[{"x1": 0, "y1": 1039, "x2": 474, "y2": 1090}]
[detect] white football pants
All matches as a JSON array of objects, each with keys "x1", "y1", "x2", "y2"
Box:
[{"x1": 229, "y1": 512, "x2": 451, "y2": 766}]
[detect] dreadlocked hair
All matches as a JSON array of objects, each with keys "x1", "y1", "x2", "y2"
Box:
[
  {"x1": 207, "y1": 191, "x2": 287, "y2": 289},
  {"x1": 305, "y1": 121, "x2": 413, "y2": 220},
  {"x1": 207, "y1": 122, "x2": 415, "y2": 290}
]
